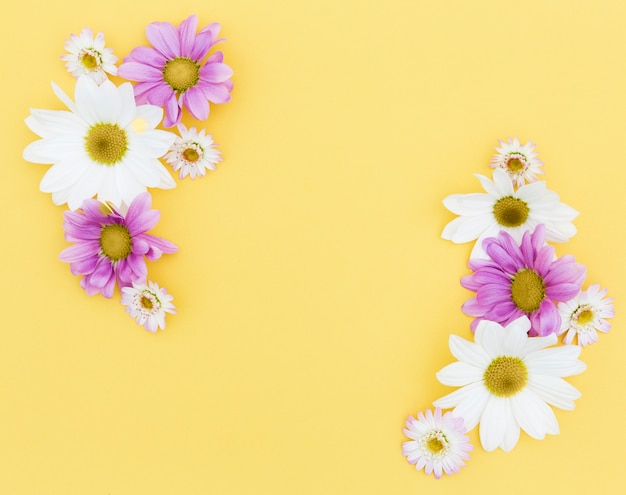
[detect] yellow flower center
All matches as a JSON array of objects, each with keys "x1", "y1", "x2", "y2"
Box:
[
  {"x1": 182, "y1": 147, "x2": 201, "y2": 163},
  {"x1": 511, "y1": 269, "x2": 546, "y2": 312},
  {"x1": 506, "y1": 155, "x2": 526, "y2": 173},
  {"x1": 426, "y1": 436, "x2": 445, "y2": 454},
  {"x1": 85, "y1": 123, "x2": 128, "y2": 165},
  {"x1": 100, "y1": 224, "x2": 132, "y2": 261},
  {"x1": 483, "y1": 356, "x2": 528, "y2": 397},
  {"x1": 81, "y1": 51, "x2": 99, "y2": 70},
  {"x1": 493, "y1": 196, "x2": 530, "y2": 227},
  {"x1": 163, "y1": 57, "x2": 200, "y2": 92},
  {"x1": 140, "y1": 295, "x2": 154, "y2": 310},
  {"x1": 576, "y1": 307, "x2": 594, "y2": 325}
]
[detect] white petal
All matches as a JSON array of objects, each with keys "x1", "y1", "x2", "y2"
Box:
[
  {"x1": 510, "y1": 389, "x2": 559, "y2": 440},
  {"x1": 502, "y1": 317, "x2": 531, "y2": 355},
  {"x1": 479, "y1": 396, "x2": 508, "y2": 452},
  {"x1": 500, "y1": 400, "x2": 520, "y2": 452},
  {"x1": 519, "y1": 333, "x2": 557, "y2": 357},
  {"x1": 40, "y1": 161, "x2": 81, "y2": 193},
  {"x1": 448, "y1": 334, "x2": 491, "y2": 368},
  {"x1": 475, "y1": 173, "x2": 499, "y2": 197},
  {"x1": 474, "y1": 320, "x2": 505, "y2": 358},
  {"x1": 51, "y1": 81, "x2": 78, "y2": 113},
  {"x1": 434, "y1": 382, "x2": 489, "y2": 431},
  {"x1": 441, "y1": 214, "x2": 496, "y2": 244},
  {"x1": 526, "y1": 374, "x2": 581, "y2": 411},
  {"x1": 491, "y1": 168, "x2": 515, "y2": 196},
  {"x1": 436, "y1": 362, "x2": 484, "y2": 387},
  {"x1": 25, "y1": 109, "x2": 84, "y2": 138},
  {"x1": 524, "y1": 346, "x2": 586, "y2": 377},
  {"x1": 23, "y1": 134, "x2": 85, "y2": 164},
  {"x1": 130, "y1": 129, "x2": 176, "y2": 158},
  {"x1": 443, "y1": 193, "x2": 494, "y2": 215},
  {"x1": 134, "y1": 104, "x2": 165, "y2": 129}
]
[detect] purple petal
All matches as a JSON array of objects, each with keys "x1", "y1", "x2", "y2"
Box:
[
  {"x1": 146, "y1": 21, "x2": 180, "y2": 59},
  {"x1": 118, "y1": 61, "x2": 164, "y2": 83},
  {"x1": 59, "y1": 242, "x2": 100, "y2": 262},
  {"x1": 138, "y1": 233, "x2": 178, "y2": 260},
  {"x1": 200, "y1": 62, "x2": 233, "y2": 83},
  {"x1": 126, "y1": 254, "x2": 148, "y2": 282},
  {"x1": 183, "y1": 87, "x2": 209, "y2": 120},
  {"x1": 162, "y1": 93, "x2": 182, "y2": 128},
  {"x1": 529, "y1": 300, "x2": 560, "y2": 337},
  {"x1": 462, "y1": 297, "x2": 484, "y2": 318},
  {"x1": 545, "y1": 283, "x2": 584, "y2": 302},
  {"x1": 198, "y1": 81, "x2": 232, "y2": 104},
  {"x1": 178, "y1": 14, "x2": 199, "y2": 58},
  {"x1": 476, "y1": 285, "x2": 513, "y2": 307},
  {"x1": 123, "y1": 46, "x2": 165, "y2": 68},
  {"x1": 191, "y1": 23, "x2": 222, "y2": 60},
  {"x1": 89, "y1": 258, "x2": 115, "y2": 289},
  {"x1": 69, "y1": 255, "x2": 99, "y2": 276}
]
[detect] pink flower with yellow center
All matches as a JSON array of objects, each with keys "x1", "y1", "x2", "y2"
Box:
[{"x1": 118, "y1": 14, "x2": 233, "y2": 128}]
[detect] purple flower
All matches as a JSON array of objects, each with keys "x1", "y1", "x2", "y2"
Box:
[
  {"x1": 461, "y1": 224, "x2": 586, "y2": 337},
  {"x1": 118, "y1": 14, "x2": 233, "y2": 128},
  {"x1": 59, "y1": 192, "x2": 177, "y2": 298}
]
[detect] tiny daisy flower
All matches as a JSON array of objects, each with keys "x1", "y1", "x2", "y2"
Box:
[
  {"x1": 489, "y1": 137, "x2": 544, "y2": 187},
  {"x1": 164, "y1": 123, "x2": 222, "y2": 179},
  {"x1": 118, "y1": 14, "x2": 234, "y2": 128},
  {"x1": 121, "y1": 280, "x2": 176, "y2": 332},
  {"x1": 61, "y1": 28, "x2": 118, "y2": 85},
  {"x1": 558, "y1": 284, "x2": 615, "y2": 346},
  {"x1": 59, "y1": 192, "x2": 177, "y2": 298},
  {"x1": 441, "y1": 168, "x2": 578, "y2": 259},
  {"x1": 461, "y1": 224, "x2": 586, "y2": 337},
  {"x1": 402, "y1": 407, "x2": 472, "y2": 479},
  {"x1": 433, "y1": 316, "x2": 586, "y2": 452},
  {"x1": 23, "y1": 76, "x2": 176, "y2": 210}
]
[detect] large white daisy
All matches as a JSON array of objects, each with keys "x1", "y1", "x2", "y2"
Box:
[
  {"x1": 433, "y1": 316, "x2": 586, "y2": 452},
  {"x1": 61, "y1": 28, "x2": 118, "y2": 85},
  {"x1": 489, "y1": 136, "x2": 544, "y2": 187},
  {"x1": 441, "y1": 168, "x2": 578, "y2": 259},
  {"x1": 23, "y1": 76, "x2": 176, "y2": 211}
]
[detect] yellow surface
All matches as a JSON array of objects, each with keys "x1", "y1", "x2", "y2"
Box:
[{"x1": 2, "y1": 0, "x2": 625, "y2": 493}]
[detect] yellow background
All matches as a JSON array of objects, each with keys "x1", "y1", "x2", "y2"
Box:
[{"x1": 2, "y1": 0, "x2": 625, "y2": 493}]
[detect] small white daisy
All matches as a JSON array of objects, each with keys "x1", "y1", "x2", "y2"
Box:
[
  {"x1": 164, "y1": 124, "x2": 222, "y2": 179},
  {"x1": 61, "y1": 28, "x2": 118, "y2": 85},
  {"x1": 23, "y1": 76, "x2": 176, "y2": 211},
  {"x1": 433, "y1": 316, "x2": 586, "y2": 452},
  {"x1": 402, "y1": 407, "x2": 472, "y2": 479},
  {"x1": 441, "y1": 168, "x2": 578, "y2": 259},
  {"x1": 558, "y1": 284, "x2": 614, "y2": 346},
  {"x1": 121, "y1": 281, "x2": 176, "y2": 332},
  {"x1": 489, "y1": 137, "x2": 544, "y2": 187}
]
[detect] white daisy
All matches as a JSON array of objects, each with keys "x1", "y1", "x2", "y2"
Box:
[
  {"x1": 441, "y1": 168, "x2": 578, "y2": 259},
  {"x1": 164, "y1": 124, "x2": 222, "y2": 179},
  {"x1": 61, "y1": 28, "x2": 118, "y2": 85},
  {"x1": 402, "y1": 407, "x2": 472, "y2": 479},
  {"x1": 558, "y1": 284, "x2": 614, "y2": 346},
  {"x1": 489, "y1": 137, "x2": 544, "y2": 187},
  {"x1": 433, "y1": 316, "x2": 586, "y2": 452},
  {"x1": 121, "y1": 281, "x2": 176, "y2": 332},
  {"x1": 23, "y1": 76, "x2": 176, "y2": 211}
]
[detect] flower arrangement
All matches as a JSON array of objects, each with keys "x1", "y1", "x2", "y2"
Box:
[
  {"x1": 23, "y1": 15, "x2": 233, "y2": 332},
  {"x1": 402, "y1": 138, "x2": 614, "y2": 477}
]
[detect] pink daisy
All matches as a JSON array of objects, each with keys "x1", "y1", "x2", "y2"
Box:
[
  {"x1": 402, "y1": 407, "x2": 472, "y2": 479},
  {"x1": 461, "y1": 224, "x2": 586, "y2": 337},
  {"x1": 59, "y1": 192, "x2": 177, "y2": 298},
  {"x1": 118, "y1": 14, "x2": 233, "y2": 128}
]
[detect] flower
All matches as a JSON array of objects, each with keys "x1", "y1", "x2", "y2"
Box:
[
  {"x1": 121, "y1": 280, "x2": 176, "y2": 332},
  {"x1": 558, "y1": 284, "x2": 615, "y2": 346},
  {"x1": 164, "y1": 123, "x2": 222, "y2": 179},
  {"x1": 441, "y1": 168, "x2": 578, "y2": 259},
  {"x1": 118, "y1": 14, "x2": 234, "y2": 128},
  {"x1": 61, "y1": 28, "x2": 118, "y2": 85},
  {"x1": 23, "y1": 76, "x2": 176, "y2": 210},
  {"x1": 402, "y1": 407, "x2": 472, "y2": 479},
  {"x1": 433, "y1": 316, "x2": 586, "y2": 452},
  {"x1": 59, "y1": 192, "x2": 177, "y2": 298},
  {"x1": 461, "y1": 224, "x2": 585, "y2": 337},
  {"x1": 489, "y1": 137, "x2": 544, "y2": 187}
]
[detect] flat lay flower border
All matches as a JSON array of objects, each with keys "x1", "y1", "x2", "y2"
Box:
[
  {"x1": 23, "y1": 15, "x2": 232, "y2": 332},
  {"x1": 402, "y1": 138, "x2": 614, "y2": 478}
]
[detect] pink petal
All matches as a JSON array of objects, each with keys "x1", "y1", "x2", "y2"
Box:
[
  {"x1": 200, "y1": 62, "x2": 233, "y2": 83},
  {"x1": 178, "y1": 14, "x2": 199, "y2": 57},
  {"x1": 183, "y1": 87, "x2": 209, "y2": 120},
  {"x1": 198, "y1": 81, "x2": 232, "y2": 104},
  {"x1": 146, "y1": 21, "x2": 181, "y2": 59},
  {"x1": 118, "y1": 61, "x2": 164, "y2": 83}
]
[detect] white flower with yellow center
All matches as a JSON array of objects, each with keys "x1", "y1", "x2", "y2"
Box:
[
  {"x1": 164, "y1": 124, "x2": 222, "y2": 179},
  {"x1": 441, "y1": 168, "x2": 578, "y2": 258},
  {"x1": 489, "y1": 137, "x2": 544, "y2": 187},
  {"x1": 558, "y1": 284, "x2": 615, "y2": 346},
  {"x1": 23, "y1": 76, "x2": 176, "y2": 211},
  {"x1": 61, "y1": 28, "x2": 118, "y2": 85},
  {"x1": 433, "y1": 316, "x2": 586, "y2": 452},
  {"x1": 121, "y1": 281, "x2": 176, "y2": 332}
]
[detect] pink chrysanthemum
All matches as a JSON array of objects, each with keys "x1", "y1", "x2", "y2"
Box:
[
  {"x1": 59, "y1": 192, "x2": 177, "y2": 298},
  {"x1": 118, "y1": 14, "x2": 233, "y2": 128},
  {"x1": 402, "y1": 407, "x2": 472, "y2": 479},
  {"x1": 461, "y1": 224, "x2": 586, "y2": 337}
]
